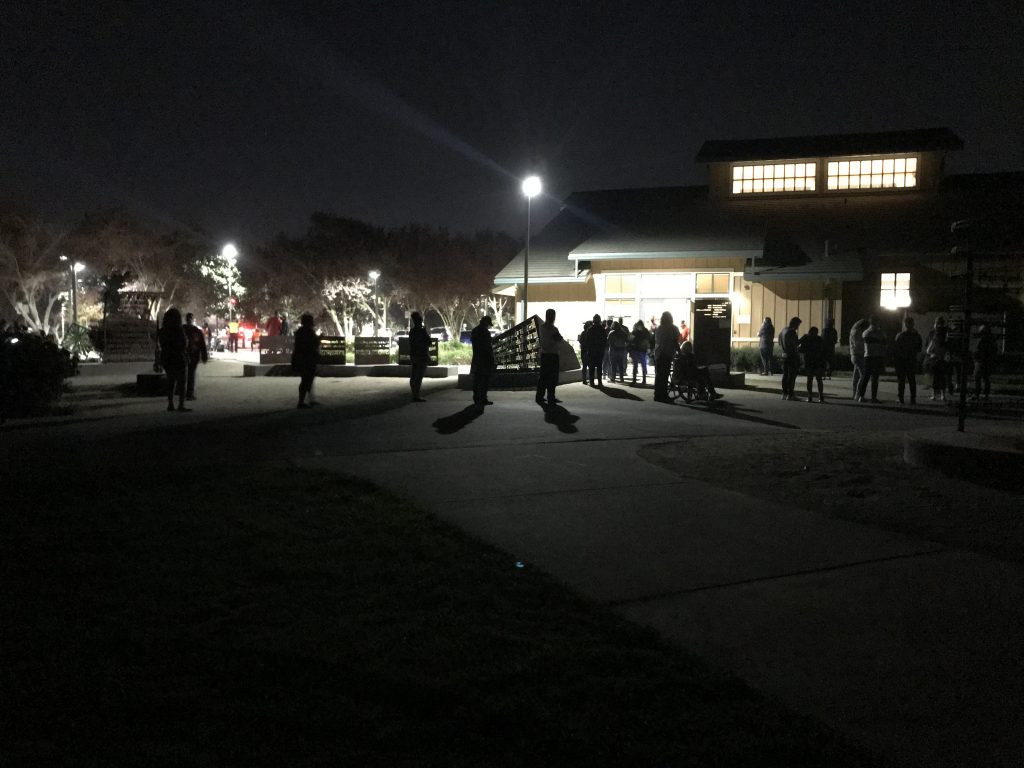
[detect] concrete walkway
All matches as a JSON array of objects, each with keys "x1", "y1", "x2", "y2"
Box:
[{"x1": 293, "y1": 383, "x2": 1024, "y2": 768}]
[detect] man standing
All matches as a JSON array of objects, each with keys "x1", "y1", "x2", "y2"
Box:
[
  {"x1": 857, "y1": 316, "x2": 886, "y2": 403},
  {"x1": 470, "y1": 315, "x2": 494, "y2": 409},
  {"x1": 584, "y1": 314, "x2": 608, "y2": 387},
  {"x1": 227, "y1": 318, "x2": 239, "y2": 352},
  {"x1": 183, "y1": 313, "x2": 208, "y2": 401},
  {"x1": 292, "y1": 313, "x2": 320, "y2": 409},
  {"x1": 408, "y1": 311, "x2": 430, "y2": 402},
  {"x1": 265, "y1": 310, "x2": 283, "y2": 337},
  {"x1": 893, "y1": 316, "x2": 923, "y2": 405},
  {"x1": 779, "y1": 316, "x2": 802, "y2": 401},
  {"x1": 535, "y1": 308, "x2": 563, "y2": 407}
]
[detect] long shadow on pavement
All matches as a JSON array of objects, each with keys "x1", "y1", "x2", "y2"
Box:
[
  {"x1": 432, "y1": 405, "x2": 484, "y2": 434},
  {"x1": 543, "y1": 404, "x2": 580, "y2": 434},
  {"x1": 678, "y1": 399, "x2": 801, "y2": 430},
  {"x1": 595, "y1": 385, "x2": 644, "y2": 402}
]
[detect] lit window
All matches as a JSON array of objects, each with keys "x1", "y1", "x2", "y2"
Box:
[
  {"x1": 697, "y1": 273, "x2": 731, "y2": 294},
  {"x1": 732, "y1": 162, "x2": 816, "y2": 194},
  {"x1": 829, "y1": 156, "x2": 917, "y2": 191},
  {"x1": 880, "y1": 272, "x2": 911, "y2": 309}
]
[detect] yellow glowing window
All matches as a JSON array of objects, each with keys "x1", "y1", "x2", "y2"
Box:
[
  {"x1": 732, "y1": 161, "x2": 816, "y2": 194},
  {"x1": 828, "y1": 156, "x2": 917, "y2": 191},
  {"x1": 696, "y1": 273, "x2": 731, "y2": 294},
  {"x1": 880, "y1": 272, "x2": 912, "y2": 309}
]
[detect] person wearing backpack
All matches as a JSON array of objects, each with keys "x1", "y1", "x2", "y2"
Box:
[{"x1": 627, "y1": 320, "x2": 652, "y2": 385}]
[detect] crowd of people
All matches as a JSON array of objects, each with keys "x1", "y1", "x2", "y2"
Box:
[{"x1": 759, "y1": 314, "x2": 1000, "y2": 405}]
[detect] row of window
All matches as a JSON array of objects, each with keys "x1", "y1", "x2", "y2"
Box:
[
  {"x1": 604, "y1": 273, "x2": 732, "y2": 296},
  {"x1": 732, "y1": 155, "x2": 918, "y2": 195}
]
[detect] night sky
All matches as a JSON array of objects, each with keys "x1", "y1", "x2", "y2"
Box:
[{"x1": 2, "y1": 0, "x2": 1021, "y2": 244}]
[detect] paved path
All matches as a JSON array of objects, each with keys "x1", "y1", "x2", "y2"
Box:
[{"x1": 6, "y1": 362, "x2": 1023, "y2": 766}]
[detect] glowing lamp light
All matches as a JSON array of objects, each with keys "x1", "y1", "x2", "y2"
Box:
[
  {"x1": 880, "y1": 272, "x2": 911, "y2": 310},
  {"x1": 74, "y1": 262, "x2": 85, "y2": 273},
  {"x1": 368, "y1": 269, "x2": 380, "y2": 282},
  {"x1": 521, "y1": 175, "x2": 542, "y2": 198},
  {"x1": 222, "y1": 243, "x2": 239, "y2": 264}
]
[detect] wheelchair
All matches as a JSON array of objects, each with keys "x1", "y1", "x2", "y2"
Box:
[{"x1": 667, "y1": 354, "x2": 713, "y2": 404}]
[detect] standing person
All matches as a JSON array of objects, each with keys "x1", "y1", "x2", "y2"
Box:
[
  {"x1": 202, "y1": 321, "x2": 213, "y2": 351},
  {"x1": 779, "y1": 317, "x2": 802, "y2": 401},
  {"x1": 292, "y1": 313, "x2": 320, "y2": 409},
  {"x1": 628, "y1": 320, "x2": 651, "y2": 384},
  {"x1": 857, "y1": 316, "x2": 886, "y2": 403},
  {"x1": 653, "y1": 311, "x2": 678, "y2": 403},
  {"x1": 972, "y1": 325, "x2": 997, "y2": 401},
  {"x1": 926, "y1": 327, "x2": 950, "y2": 401},
  {"x1": 678, "y1": 319, "x2": 690, "y2": 344},
  {"x1": 279, "y1": 313, "x2": 290, "y2": 336},
  {"x1": 265, "y1": 310, "x2": 283, "y2": 337},
  {"x1": 584, "y1": 314, "x2": 608, "y2": 387},
  {"x1": 822, "y1": 317, "x2": 839, "y2": 379},
  {"x1": 607, "y1": 321, "x2": 628, "y2": 383},
  {"x1": 798, "y1": 326, "x2": 826, "y2": 403},
  {"x1": 893, "y1": 316, "x2": 923, "y2": 405},
  {"x1": 535, "y1": 308, "x2": 563, "y2": 406},
  {"x1": 408, "y1": 311, "x2": 430, "y2": 402},
  {"x1": 848, "y1": 318, "x2": 868, "y2": 398},
  {"x1": 227, "y1": 318, "x2": 239, "y2": 352},
  {"x1": 578, "y1": 320, "x2": 592, "y2": 384},
  {"x1": 757, "y1": 317, "x2": 775, "y2": 375},
  {"x1": 183, "y1": 312, "x2": 208, "y2": 401},
  {"x1": 158, "y1": 307, "x2": 189, "y2": 412},
  {"x1": 470, "y1": 315, "x2": 494, "y2": 409}
]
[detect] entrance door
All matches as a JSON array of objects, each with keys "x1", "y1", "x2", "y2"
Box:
[{"x1": 641, "y1": 299, "x2": 691, "y2": 331}]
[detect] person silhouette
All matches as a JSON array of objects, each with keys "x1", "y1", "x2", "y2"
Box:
[
  {"x1": 291, "y1": 313, "x2": 320, "y2": 408},
  {"x1": 408, "y1": 311, "x2": 430, "y2": 402},
  {"x1": 471, "y1": 315, "x2": 494, "y2": 408},
  {"x1": 535, "y1": 308, "x2": 563, "y2": 406},
  {"x1": 183, "y1": 312, "x2": 208, "y2": 401},
  {"x1": 158, "y1": 307, "x2": 189, "y2": 412}
]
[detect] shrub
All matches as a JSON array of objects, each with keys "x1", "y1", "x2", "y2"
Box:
[
  {"x1": 730, "y1": 346, "x2": 774, "y2": 372},
  {"x1": 0, "y1": 334, "x2": 73, "y2": 418},
  {"x1": 438, "y1": 341, "x2": 473, "y2": 365}
]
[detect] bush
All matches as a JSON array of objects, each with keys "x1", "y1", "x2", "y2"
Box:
[
  {"x1": 0, "y1": 334, "x2": 73, "y2": 418},
  {"x1": 730, "y1": 346, "x2": 774, "y2": 372},
  {"x1": 438, "y1": 340, "x2": 473, "y2": 365}
]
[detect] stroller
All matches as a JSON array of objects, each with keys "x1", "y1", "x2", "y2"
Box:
[{"x1": 667, "y1": 350, "x2": 714, "y2": 403}]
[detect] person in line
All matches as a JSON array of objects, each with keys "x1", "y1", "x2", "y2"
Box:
[
  {"x1": 607, "y1": 320, "x2": 628, "y2": 383},
  {"x1": 857, "y1": 316, "x2": 886, "y2": 403},
  {"x1": 280, "y1": 313, "x2": 290, "y2": 336},
  {"x1": 602, "y1": 317, "x2": 615, "y2": 380},
  {"x1": 653, "y1": 311, "x2": 678, "y2": 403},
  {"x1": 183, "y1": 312, "x2": 208, "y2": 401},
  {"x1": 535, "y1": 308, "x2": 563, "y2": 406},
  {"x1": 822, "y1": 317, "x2": 839, "y2": 379},
  {"x1": 848, "y1": 317, "x2": 868, "y2": 398},
  {"x1": 674, "y1": 341, "x2": 724, "y2": 400},
  {"x1": 947, "y1": 318, "x2": 966, "y2": 395},
  {"x1": 227, "y1": 318, "x2": 239, "y2": 352},
  {"x1": 757, "y1": 317, "x2": 775, "y2": 375},
  {"x1": 292, "y1": 313, "x2": 320, "y2": 408},
  {"x1": 893, "y1": 316, "x2": 922, "y2": 405},
  {"x1": 798, "y1": 325, "x2": 826, "y2": 403},
  {"x1": 778, "y1": 316, "x2": 802, "y2": 401},
  {"x1": 578, "y1": 320, "x2": 592, "y2": 384},
  {"x1": 627, "y1": 319, "x2": 651, "y2": 385},
  {"x1": 158, "y1": 307, "x2": 189, "y2": 412},
  {"x1": 678, "y1": 320, "x2": 690, "y2": 344},
  {"x1": 470, "y1": 315, "x2": 494, "y2": 409},
  {"x1": 408, "y1": 311, "x2": 430, "y2": 402},
  {"x1": 265, "y1": 310, "x2": 283, "y2": 337},
  {"x1": 584, "y1": 314, "x2": 608, "y2": 387},
  {"x1": 972, "y1": 325, "x2": 997, "y2": 401},
  {"x1": 926, "y1": 326, "x2": 949, "y2": 401}
]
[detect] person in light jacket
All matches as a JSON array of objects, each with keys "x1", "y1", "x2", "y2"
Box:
[
  {"x1": 778, "y1": 317, "x2": 802, "y2": 400},
  {"x1": 535, "y1": 308, "x2": 563, "y2": 406},
  {"x1": 848, "y1": 318, "x2": 868, "y2": 398},
  {"x1": 856, "y1": 316, "x2": 886, "y2": 403}
]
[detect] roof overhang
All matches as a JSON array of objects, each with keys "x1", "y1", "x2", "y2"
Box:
[
  {"x1": 571, "y1": 249, "x2": 762, "y2": 261},
  {"x1": 744, "y1": 262, "x2": 863, "y2": 283}
]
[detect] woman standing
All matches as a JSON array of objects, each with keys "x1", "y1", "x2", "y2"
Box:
[
  {"x1": 653, "y1": 311, "x2": 679, "y2": 402},
  {"x1": 757, "y1": 317, "x2": 775, "y2": 375},
  {"x1": 158, "y1": 307, "x2": 189, "y2": 412}
]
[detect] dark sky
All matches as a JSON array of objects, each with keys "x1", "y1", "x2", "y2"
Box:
[{"x1": 2, "y1": 0, "x2": 1021, "y2": 244}]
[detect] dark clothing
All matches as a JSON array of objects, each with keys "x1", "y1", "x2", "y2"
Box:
[
  {"x1": 822, "y1": 325, "x2": 839, "y2": 376},
  {"x1": 409, "y1": 325, "x2": 431, "y2": 399},
  {"x1": 471, "y1": 322, "x2": 494, "y2": 405},
  {"x1": 292, "y1": 325, "x2": 320, "y2": 405},
  {"x1": 653, "y1": 322, "x2": 678, "y2": 401},
  {"x1": 893, "y1": 328, "x2": 922, "y2": 404},
  {"x1": 779, "y1": 327, "x2": 800, "y2": 397},
  {"x1": 537, "y1": 353, "x2": 559, "y2": 403},
  {"x1": 158, "y1": 325, "x2": 187, "y2": 407},
  {"x1": 798, "y1": 334, "x2": 826, "y2": 372},
  {"x1": 584, "y1": 324, "x2": 608, "y2": 386},
  {"x1": 757, "y1": 320, "x2": 775, "y2": 374},
  {"x1": 973, "y1": 332, "x2": 998, "y2": 398},
  {"x1": 858, "y1": 325, "x2": 886, "y2": 400}
]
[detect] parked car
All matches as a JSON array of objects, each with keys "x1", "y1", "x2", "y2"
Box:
[
  {"x1": 429, "y1": 326, "x2": 449, "y2": 342},
  {"x1": 391, "y1": 330, "x2": 409, "y2": 350}
]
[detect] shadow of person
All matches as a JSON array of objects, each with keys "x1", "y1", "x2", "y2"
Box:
[
  {"x1": 598, "y1": 385, "x2": 644, "y2": 401},
  {"x1": 432, "y1": 405, "x2": 483, "y2": 434},
  {"x1": 694, "y1": 400, "x2": 800, "y2": 429},
  {"x1": 543, "y1": 404, "x2": 580, "y2": 433}
]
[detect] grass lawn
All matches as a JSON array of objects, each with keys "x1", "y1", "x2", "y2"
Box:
[{"x1": 1, "y1": 464, "x2": 879, "y2": 767}]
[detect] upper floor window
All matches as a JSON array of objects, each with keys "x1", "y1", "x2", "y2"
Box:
[
  {"x1": 827, "y1": 156, "x2": 917, "y2": 191},
  {"x1": 696, "y1": 273, "x2": 731, "y2": 294},
  {"x1": 732, "y1": 162, "x2": 816, "y2": 194}
]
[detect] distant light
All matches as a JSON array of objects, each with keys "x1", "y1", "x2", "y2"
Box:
[
  {"x1": 9, "y1": 337, "x2": 19, "y2": 344},
  {"x1": 368, "y1": 270, "x2": 380, "y2": 282},
  {"x1": 222, "y1": 243, "x2": 239, "y2": 264},
  {"x1": 522, "y1": 175, "x2": 542, "y2": 198},
  {"x1": 73, "y1": 262, "x2": 85, "y2": 273},
  {"x1": 59, "y1": 254, "x2": 68, "y2": 262}
]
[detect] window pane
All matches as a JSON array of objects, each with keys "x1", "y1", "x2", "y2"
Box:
[
  {"x1": 753, "y1": 179, "x2": 763, "y2": 192},
  {"x1": 785, "y1": 163, "x2": 795, "y2": 177},
  {"x1": 907, "y1": 157, "x2": 917, "y2": 172},
  {"x1": 621, "y1": 274, "x2": 637, "y2": 293},
  {"x1": 871, "y1": 159, "x2": 883, "y2": 173},
  {"x1": 743, "y1": 180, "x2": 753, "y2": 192},
  {"x1": 733, "y1": 166, "x2": 743, "y2": 180},
  {"x1": 906, "y1": 172, "x2": 917, "y2": 187},
  {"x1": 606, "y1": 275, "x2": 621, "y2": 293},
  {"x1": 713, "y1": 273, "x2": 730, "y2": 293},
  {"x1": 883, "y1": 158, "x2": 894, "y2": 173},
  {"x1": 696, "y1": 274, "x2": 713, "y2": 293},
  {"x1": 733, "y1": 180, "x2": 743, "y2": 194}
]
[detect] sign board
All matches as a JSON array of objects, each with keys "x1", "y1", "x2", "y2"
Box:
[
  {"x1": 692, "y1": 299, "x2": 732, "y2": 367},
  {"x1": 397, "y1": 338, "x2": 439, "y2": 365},
  {"x1": 354, "y1": 336, "x2": 390, "y2": 365},
  {"x1": 319, "y1": 336, "x2": 347, "y2": 365},
  {"x1": 259, "y1": 335, "x2": 293, "y2": 364}
]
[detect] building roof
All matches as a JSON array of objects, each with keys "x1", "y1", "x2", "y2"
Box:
[{"x1": 695, "y1": 128, "x2": 964, "y2": 163}]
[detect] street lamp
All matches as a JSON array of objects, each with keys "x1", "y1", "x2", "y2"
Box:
[
  {"x1": 521, "y1": 175, "x2": 542, "y2": 323},
  {"x1": 222, "y1": 243, "x2": 238, "y2": 324},
  {"x1": 368, "y1": 269, "x2": 380, "y2": 335},
  {"x1": 59, "y1": 255, "x2": 85, "y2": 331}
]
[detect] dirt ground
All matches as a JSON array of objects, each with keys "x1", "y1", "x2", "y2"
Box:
[{"x1": 640, "y1": 429, "x2": 1024, "y2": 566}]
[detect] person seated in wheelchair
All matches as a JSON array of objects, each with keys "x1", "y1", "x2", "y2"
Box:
[{"x1": 672, "y1": 341, "x2": 724, "y2": 400}]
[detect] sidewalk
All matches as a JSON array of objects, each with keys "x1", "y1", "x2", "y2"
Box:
[{"x1": 294, "y1": 386, "x2": 1024, "y2": 768}]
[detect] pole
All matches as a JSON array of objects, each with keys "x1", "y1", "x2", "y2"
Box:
[
  {"x1": 524, "y1": 196, "x2": 530, "y2": 323},
  {"x1": 956, "y1": 244, "x2": 973, "y2": 432},
  {"x1": 70, "y1": 265, "x2": 78, "y2": 331},
  {"x1": 227, "y1": 272, "x2": 233, "y2": 325}
]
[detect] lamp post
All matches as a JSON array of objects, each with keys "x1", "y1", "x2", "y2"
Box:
[
  {"x1": 222, "y1": 243, "x2": 239, "y2": 325},
  {"x1": 368, "y1": 269, "x2": 380, "y2": 335},
  {"x1": 521, "y1": 175, "x2": 542, "y2": 323},
  {"x1": 59, "y1": 255, "x2": 85, "y2": 332}
]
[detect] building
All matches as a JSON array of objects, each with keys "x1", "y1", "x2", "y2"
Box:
[{"x1": 493, "y1": 128, "x2": 1024, "y2": 364}]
